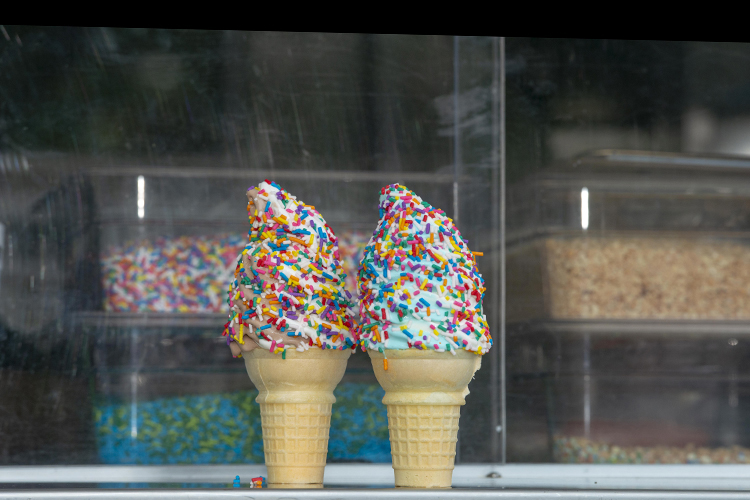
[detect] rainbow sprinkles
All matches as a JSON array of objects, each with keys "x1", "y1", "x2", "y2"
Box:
[
  {"x1": 356, "y1": 184, "x2": 492, "y2": 355},
  {"x1": 223, "y1": 181, "x2": 358, "y2": 356}
]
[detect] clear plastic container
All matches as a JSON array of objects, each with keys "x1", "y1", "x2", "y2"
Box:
[
  {"x1": 508, "y1": 149, "x2": 750, "y2": 322},
  {"x1": 506, "y1": 150, "x2": 750, "y2": 463}
]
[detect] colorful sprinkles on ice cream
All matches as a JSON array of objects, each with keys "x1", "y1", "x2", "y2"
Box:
[
  {"x1": 223, "y1": 181, "x2": 358, "y2": 356},
  {"x1": 356, "y1": 184, "x2": 491, "y2": 355}
]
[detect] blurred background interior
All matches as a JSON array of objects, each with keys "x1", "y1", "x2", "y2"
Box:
[{"x1": 3, "y1": 31, "x2": 750, "y2": 467}]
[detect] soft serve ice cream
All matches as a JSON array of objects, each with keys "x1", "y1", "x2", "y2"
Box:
[
  {"x1": 356, "y1": 184, "x2": 491, "y2": 354},
  {"x1": 223, "y1": 181, "x2": 358, "y2": 357},
  {"x1": 358, "y1": 183, "x2": 490, "y2": 488}
]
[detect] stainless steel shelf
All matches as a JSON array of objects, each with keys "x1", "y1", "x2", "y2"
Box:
[
  {"x1": 93, "y1": 218, "x2": 377, "y2": 229},
  {"x1": 84, "y1": 166, "x2": 473, "y2": 184},
  {"x1": 522, "y1": 319, "x2": 750, "y2": 337},
  {"x1": 506, "y1": 228, "x2": 750, "y2": 250},
  {"x1": 577, "y1": 149, "x2": 750, "y2": 172},
  {"x1": 71, "y1": 312, "x2": 225, "y2": 329},
  {"x1": 79, "y1": 314, "x2": 750, "y2": 336}
]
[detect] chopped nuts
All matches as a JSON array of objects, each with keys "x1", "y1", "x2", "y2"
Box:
[{"x1": 542, "y1": 237, "x2": 750, "y2": 319}]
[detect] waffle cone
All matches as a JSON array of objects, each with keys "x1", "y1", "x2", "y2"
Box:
[
  {"x1": 368, "y1": 349, "x2": 481, "y2": 488},
  {"x1": 244, "y1": 348, "x2": 351, "y2": 486}
]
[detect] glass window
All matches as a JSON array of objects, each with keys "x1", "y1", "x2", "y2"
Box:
[
  {"x1": 5, "y1": 30, "x2": 750, "y2": 487},
  {"x1": 0, "y1": 29, "x2": 500, "y2": 467},
  {"x1": 506, "y1": 38, "x2": 750, "y2": 465}
]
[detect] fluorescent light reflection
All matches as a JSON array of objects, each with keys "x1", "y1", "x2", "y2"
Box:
[
  {"x1": 137, "y1": 175, "x2": 145, "y2": 219},
  {"x1": 581, "y1": 187, "x2": 589, "y2": 230}
]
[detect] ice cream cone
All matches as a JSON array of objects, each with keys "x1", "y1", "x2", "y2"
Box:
[
  {"x1": 368, "y1": 349, "x2": 481, "y2": 488},
  {"x1": 244, "y1": 347, "x2": 351, "y2": 486}
]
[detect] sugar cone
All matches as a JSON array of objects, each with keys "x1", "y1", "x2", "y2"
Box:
[
  {"x1": 244, "y1": 348, "x2": 351, "y2": 486},
  {"x1": 368, "y1": 349, "x2": 481, "y2": 488}
]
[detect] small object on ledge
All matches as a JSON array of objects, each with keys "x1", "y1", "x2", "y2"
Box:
[
  {"x1": 251, "y1": 476, "x2": 267, "y2": 488},
  {"x1": 232, "y1": 475, "x2": 240, "y2": 488}
]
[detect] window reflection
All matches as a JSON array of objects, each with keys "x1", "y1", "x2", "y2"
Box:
[
  {"x1": 6, "y1": 32, "x2": 750, "y2": 471},
  {"x1": 0, "y1": 29, "x2": 498, "y2": 466}
]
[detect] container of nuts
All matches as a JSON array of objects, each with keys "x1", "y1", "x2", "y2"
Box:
[{"x1": 506, "y1": 150, "x2": 750, "y2": 464}]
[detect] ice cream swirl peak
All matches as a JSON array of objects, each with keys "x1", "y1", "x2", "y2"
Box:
[
  {"x1": 356, "y1": 184, "x2": 491, "y2": 354},
  {"x1": 223, "y1": 181, "x2": 358, "y2": 356}
]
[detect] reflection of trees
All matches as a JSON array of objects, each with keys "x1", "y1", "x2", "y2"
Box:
[
  {"x1": 1, "y1": 28, "x2": 456, "y2": 174},
  {"x1": 1, "y1": 27, "x2": 226, "y2": 155}
]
